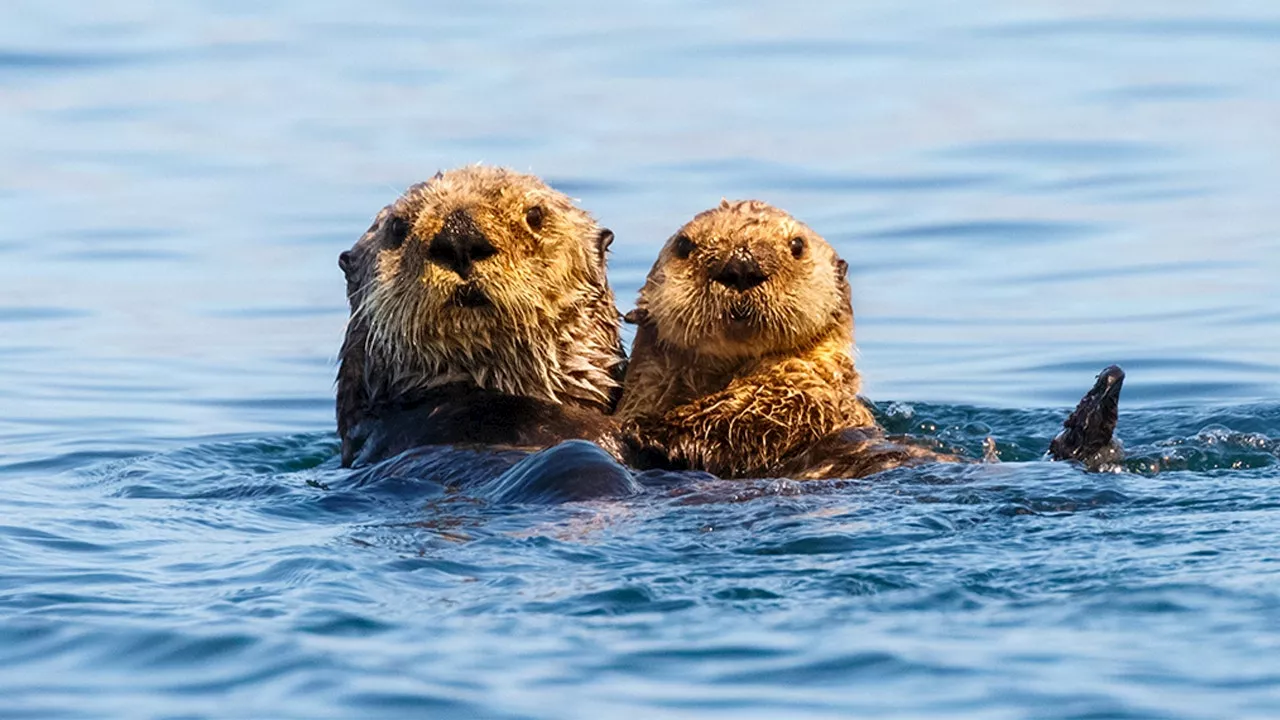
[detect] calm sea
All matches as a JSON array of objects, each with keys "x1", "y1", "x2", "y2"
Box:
[{"x1": 2, "y1": 2, "x2": 1279, "y2": 718}]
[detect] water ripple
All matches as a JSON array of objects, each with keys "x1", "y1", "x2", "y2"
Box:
[
  {"x1": 3, "y1": 2, "x2": 1280, "y2": 718},
  {"x1": 861, "y1": 219, "x2": 1102, "y2": 243}
]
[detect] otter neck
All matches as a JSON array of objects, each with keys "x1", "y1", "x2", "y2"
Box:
[
  {"x1": 367, "y1": 292, "x2": 623, "y2": 413},
  {"x1": 656, "y1": 324, "x2": 856, "y2": 412}
]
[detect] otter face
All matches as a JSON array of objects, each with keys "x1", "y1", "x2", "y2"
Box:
[
  {"x1": 638, "y1": 199, "x2": 851, "y2": 359},
  {"x1": 342, "y1": 165, "x2": 620, "y2": 407},
  {"x1": 365, "y1": 166, "x2": 607, "y2": 334}
]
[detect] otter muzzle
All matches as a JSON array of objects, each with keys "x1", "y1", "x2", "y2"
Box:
[{"x1": 427, "y1": 209, "x2": 497, "y2": 279}]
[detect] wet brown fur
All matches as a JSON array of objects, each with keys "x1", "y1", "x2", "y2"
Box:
[
  {"x1": 616, "y1": 199, "x2": 950, "y2": 479},
  {"x1": 337, "y1": 166, "x2": 625, "y2": 466}
]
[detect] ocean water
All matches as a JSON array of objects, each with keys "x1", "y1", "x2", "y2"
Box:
[{"x1": 2, "y1": 2, "x2": 1280, "y2": 718}]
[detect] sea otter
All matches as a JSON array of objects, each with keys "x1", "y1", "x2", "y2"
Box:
[
  {"x1": 616, "y1": 198, "x2": 890, "y2": 478},
  {"x1": 618, "y1": 199, "x2": 1122, "y2": 479},
  {"x1": 336, "y1": 166, "x2": 627, "y2": 469}
]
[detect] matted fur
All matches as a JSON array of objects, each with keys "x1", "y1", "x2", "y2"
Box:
[
  {"x1": 618, "y1": 199, "x2": 883, "y2": 478},
  {"x1": 336, "y1": 166, "x2": 625, "y2": 466}
]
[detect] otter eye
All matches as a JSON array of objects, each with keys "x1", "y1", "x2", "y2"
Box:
[
  {"x1": 384, "y1": 215, "x2": 410, "y2": 250},
  {"x1": 790, "y1": 236, "x2": 806, "y2": 258},
  {"x1": 673, "y1": 234, "x2": 695, "y2": 259},
  {"x1": 525, "y1": 205, "x2": 544, "y2": 231}
]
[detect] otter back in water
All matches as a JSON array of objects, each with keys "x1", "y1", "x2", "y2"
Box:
[
  {"x1": 344, "y1": 383, "x2": 620, "y2": 469},
  {"x1": 347, "y1": 439, "x2": 641, "y2": 504}
]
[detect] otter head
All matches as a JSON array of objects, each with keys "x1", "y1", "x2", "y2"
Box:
[
  {"x1": 337, "y1": 166, "x2": 624, "y2": 454},
  {"x1": 631, "y1": 199, "x2": 852, "y2": 360}
]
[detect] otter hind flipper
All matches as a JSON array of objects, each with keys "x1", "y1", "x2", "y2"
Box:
[{"x1": 1049, "y1": 365, "x2": 1125, "y2": 469}]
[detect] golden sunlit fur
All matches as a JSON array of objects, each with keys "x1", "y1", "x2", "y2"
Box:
[
  {"x1": 337, "y1": 166, "x2": 625, "y2": 465},
  {"x1": 617, "y1": 199, "x2": 879, "y2": 478}
]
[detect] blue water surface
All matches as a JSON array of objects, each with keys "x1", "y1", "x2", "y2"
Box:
[{"x1": 2, "y1": 2, "x2": 1280, "y2": 718}]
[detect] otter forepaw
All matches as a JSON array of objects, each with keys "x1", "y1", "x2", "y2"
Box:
[{"x1": 620, "y1": 418, "x2": 683, "y2": 471}]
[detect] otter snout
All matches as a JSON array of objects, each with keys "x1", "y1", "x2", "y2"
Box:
[
  {"x1": 428, "y1": 209, "x2": 497, "y2": 279},
  {"x1": 712, "y1": 253, "x2": 768, "y2": 293}
]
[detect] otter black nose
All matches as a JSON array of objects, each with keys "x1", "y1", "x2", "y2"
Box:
[
  {"x1": 712, "y1": 256, "x2": 768, "y2": 292},
  {"x1": 427, "y1": 209, "x2": 497, "y2": 278}
]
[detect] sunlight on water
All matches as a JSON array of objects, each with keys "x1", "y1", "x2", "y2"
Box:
[{"x1": 1, "y1": 2, "x2": 1278, "y2": 718}]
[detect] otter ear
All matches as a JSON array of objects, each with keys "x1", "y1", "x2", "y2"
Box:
[
  {"x1": 597, "y1": 228, "x2": 615, "y2": 255},
  {"x1": 432, "y1": 170, "x2": 444, "y2": 181},
  {"x1": 835, "y1": 258, "x2": 849, "y2": 278},
  {"x1": 585, "y1": 228, "x2": 614, "y2": 286},
  {"x1": 339, "y1": 211, "x2": 383, "y2": 285},
  {"x1": 719, "y1": 197, "x2": 731, "y2": 209},
  {"x1": 342, "y1": 204, "x2": 400, "y2": 300}
]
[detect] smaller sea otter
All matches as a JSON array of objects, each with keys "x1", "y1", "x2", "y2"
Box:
[
  {"x1": 617, "y1": 198, "x2": 904, "y2": 478},
  {"x1": 337, "y1": 166, "x2": 626, "y2": 468},
  {"x1": 618, "y1": 199, "x2": 1122, "y2": 479}
]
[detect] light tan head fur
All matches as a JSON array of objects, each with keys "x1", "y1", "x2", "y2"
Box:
[
  {"x1": 631, "y1": 199, "x2": 853, "y2": 360},
  {"x1": 337, "y1": 166, "x2": 624, "y2": 451}
]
